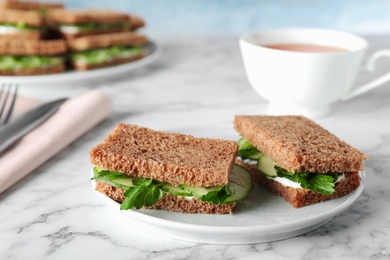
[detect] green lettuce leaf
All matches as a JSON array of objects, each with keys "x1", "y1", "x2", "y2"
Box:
[
  {"x1": 238, "y1": 137, "x2": 262, "y2": 160},
  {"x1": 91, "y1": 167, "x2": 239, "y2": 210},
  {"x1": 198, "y1": 186, "x2": 231, "y2": 204},
  {"x1": 0, "y1": 55, "x2": 63, "y2": 71},
  {"x1": 120, "y1": 179, "x2": 164, "y2": 210},
  {"x1": 275, "y1": 166, "x2": 336, "y2": 195},
  {"x1": 92, "y1": 168, "x2": 131, "y2": 189},
  {"x1": 71, "y1": 46, "x2": 142, "y2": 65},
  {"x1": 0, "y1": 22, "x2": 40, "y2": 30}
]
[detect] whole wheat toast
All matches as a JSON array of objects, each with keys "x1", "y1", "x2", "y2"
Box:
[
  {"x1": 47, "y1": 9, "x2": 130, "y2": 24},
  {"x1": 0, "y1": 0, "x2": 64, "y2": 10},
  {"x1": 0, "y1": 9, "x2": 45, "y2": 26},
  {"x1": 66, "y1": 32, "x2": 147, "y2": 52},
  {"x1": 0, "y1": 30, "x2": 42, "y2": 40},
  {"x1": 0, "y1": 39, "x2": 66, "y2": 55}
]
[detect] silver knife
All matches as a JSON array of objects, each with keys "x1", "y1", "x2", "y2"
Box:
[{"x1": 0, "y1": 98, "x2": 67, "y2": 154}]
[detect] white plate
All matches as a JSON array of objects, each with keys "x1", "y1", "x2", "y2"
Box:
[
  {"x1": 0, "y1": 40, "x2": 161, "y2": 86},
  {"x1": 90, "y1": 126, "x2": 365, "y2": 244}
]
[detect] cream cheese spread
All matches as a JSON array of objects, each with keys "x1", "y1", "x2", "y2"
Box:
[
  {"x1": 272, "y1": 173, "x2": 346, "y2": 189},
  {"x1": 178, "y1": 196, "x2": 194, "y2": 201},
  {"x1": 59, "y1": 25, "x2": 80, "y2": 34},
  {"x1": 0, "y1": 26, "x2": 23, "y2": 34}
]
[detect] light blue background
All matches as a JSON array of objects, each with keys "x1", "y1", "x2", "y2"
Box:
[{"x1": 64, "y1": 0, "x2": 390, "y2": 36}]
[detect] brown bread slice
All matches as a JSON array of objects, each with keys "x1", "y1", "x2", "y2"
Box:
[
  {"x1": 0, "y1": 0, "x2": 64, "y2": 10},
  {"x1": 129, "y1": 15, "x2": 145, "y2": 30},
  {"x1": 71, "y1": 54, "x2": 145, "y2": 71},
  {"x1": 0, "y1": 39, "x2": 66, "y2": 55},
  {"x1": 47, "y1": 9, "x2": 130, "y2": 24},
  {"x1": 0, "y1": 9, "x2": 45, "y2": 26},
  {"x1": 66, "y1": 32, "x2": 147, "y2": 52},
  {"x1": 95, "y1": 181, "x2": 236, "y2": 214},
  {"x1": 0, "y1": 63, "x2": 64, "y2": 76},
  {"x1": 235, "y1": 160, "x2": 360, "y2": 208},
  {"x1": 0, "y1": 30, "x2": 42, "y2": 40},
  {"x1": 59, "y1": 28, "x2": 129, "y2": 39},
  {"x1": 234, "y1": 115, "x2": 367, "y2": 173},
  {"x1": 90, "y1": 123, "x2": 238, "y2": 187}
]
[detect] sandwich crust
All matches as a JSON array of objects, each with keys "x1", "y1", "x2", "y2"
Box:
[
  {"x1": 234, "y1": 115, "x2": 367, "y2": 173},
  {"x1": 95, "y1": 181, "x2": 236, "y2": 214},
  {"x1": 0, "y1": 63, "x2": 64, "y2": 76},
  {"x1": 0, "y1": 9, "x2": 45, "y2": 26},
  {"x1": 129, "y1": 15, "x2": 145, "y2": 30},
  {"x1": 0, "y1": 30, "x2": 42, "y2": 40},
  {"x1": 66, "y1": 32, "x2": 147, "y2": 52},
  {"x1": 46, "y1": 9, "x2": 130, "y2": 24},
  {"x1": 71, "y1": 54, "x2": 145, "y2": 71},
  {"x1": 236, "y1": 160, "x2": 360, "y2": 208},
  {"x1": 58, "y1": 28, "x2": 129, "y2": 39},
  {"x1": 0, "y1": 39, "x2": 67, "y2": 55},
  {"x1": 90, "y1": 124, "x2": 238, "y2": 187},
  {"x1": 0, "y1": 0, "x2": 64, "y2": 10}
]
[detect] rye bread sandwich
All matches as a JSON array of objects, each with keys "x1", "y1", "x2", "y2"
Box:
[
  {"x1": 46, "y1": 9, "x2": 131, "y2": 38},
  {"x1": 66, "y1": 31, "x2": 147, "y2": 70},
  {"x1": 0, "y1": 39, "x2": 66, "y2": 75},
  {"x1": 90, "y1": 123, "x2": 253, "y2": 214},
  {"x1": 0, "y1": 9, "x2": 46, "y2": 40},
  {"x1": 234, "y1": 115, "x2": 367, "y2": 208}
]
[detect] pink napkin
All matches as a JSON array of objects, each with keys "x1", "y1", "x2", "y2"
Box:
[{"x1": 0, "y1": 90, "x2": 112, "y2": 193}]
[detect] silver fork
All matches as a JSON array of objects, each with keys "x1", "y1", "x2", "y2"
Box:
[{"x1": 0, "y1": 84, "x2": 18, "y2": 126}]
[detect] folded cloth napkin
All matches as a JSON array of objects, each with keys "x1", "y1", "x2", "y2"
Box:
[{"x1": 0, "y1": 90, "x2": 112, "y2": 193}]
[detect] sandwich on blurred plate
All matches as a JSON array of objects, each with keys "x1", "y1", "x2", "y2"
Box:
[
  {"x1": 66, "y1": 31, "x2": 148, "y2": 70},
  {"x1": 47, "y1": 9, "x2": 132, "y2": 38},
  {"x1": 0, "y1": 38, "x2": 66, "y2": 75}
]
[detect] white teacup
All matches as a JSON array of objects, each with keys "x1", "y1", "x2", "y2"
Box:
[{"x1": 239, "y1": 28, "x2": 390, "y2": 118}]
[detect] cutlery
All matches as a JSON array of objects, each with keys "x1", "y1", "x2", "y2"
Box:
[
  {"x1": 0, "y1": 97, "x2": 67, "y2": 154},
  {"x1": 0, "y1": 84, "x2": 18, "y2": 125}
]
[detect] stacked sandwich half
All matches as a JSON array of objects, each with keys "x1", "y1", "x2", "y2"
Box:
[
  {"x1": 234, "y1": 115, "x2": 367, "y2": 208},
  {"x1": 90, "y1": 124, "x2": 254, "y2": 214},
  {"x1": 0, "y1": 0, "x2": 148, "y2": 75},
  {"x1": 0, "y1": 0, "x2": 66, "y2": 75}
]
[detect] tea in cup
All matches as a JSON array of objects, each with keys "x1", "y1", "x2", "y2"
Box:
[{"x1": 239, "y1": 28, "x2": 390, "y2": 118}]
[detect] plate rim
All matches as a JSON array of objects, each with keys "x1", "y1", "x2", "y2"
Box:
[{"x1": 91, "y1": 168, "x2": 365, "y2": 240}]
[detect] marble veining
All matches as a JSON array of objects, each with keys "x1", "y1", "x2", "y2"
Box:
[{"x1": 1, "y1": 35, "x2": 390, "y2": 259}]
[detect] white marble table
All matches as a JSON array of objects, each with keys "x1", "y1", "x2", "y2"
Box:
[{"x1": 1, "y1": 35, "x2": 389, "y2": 259}]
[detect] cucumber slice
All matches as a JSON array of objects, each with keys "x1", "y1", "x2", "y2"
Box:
[
  {"x1": 181, "y1": 164, "x2": 253, "y2": 203},
  {"x1": 246, "y1": 151, "x2": 263, "y2": 160},
  {"x1": 180, "y1": 184, "x2": 223, "y2": 198},
  {"x1": 161, "y1": 183, "x2": 192, "y2": 196},
  {"x1": 111, "y1": 178, "x2": 133, "y2": 187},
  {"x1": 225, "y1": 164, "x2": 253, "y2": 203},
  {"x1": 257, "y1": 154, "x2": 277, "y2": 178}
]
